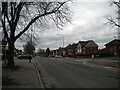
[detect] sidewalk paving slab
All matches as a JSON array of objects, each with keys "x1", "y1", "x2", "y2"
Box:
[{"x1": 2, "y1": 58, "x2": 42, "y2": 88}]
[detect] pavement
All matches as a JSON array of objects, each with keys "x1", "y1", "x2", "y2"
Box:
[{"x1": 2, "y1": 58, "x2": 43, "y2": 89}]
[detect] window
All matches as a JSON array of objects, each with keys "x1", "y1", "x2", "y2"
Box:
[{"x1": 110, "y1": 48, "x2": 113, "y2": 51}]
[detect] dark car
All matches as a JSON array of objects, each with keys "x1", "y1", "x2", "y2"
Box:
[
  {"x1": 17, "y1": 54, "x2": 32, "y2": 59},
  {"x1": 51, "y1": 55, "x2": 55, "y2": 58}
]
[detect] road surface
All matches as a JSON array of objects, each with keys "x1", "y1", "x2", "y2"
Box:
[{"x1": 35, "y1": 57, "x2": 119, "y2": 88}]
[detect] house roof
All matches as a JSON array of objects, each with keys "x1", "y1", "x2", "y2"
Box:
[
  {"x1": 78, "y1": 41, "x2": 90, "y2": 48},
  {"x1": 65, "y1": 43, "x2": 77, "y2": 50},
  {"x1": 105, "y1": 39, "x2": 120, "y2": 46},
  {"x1": 85, "y1": 40, "x2": 98, "y2": 47},
  {"x1": 64, "y1": 40, "x2": 98, "y2": 50},
  {"x1": 78, "y1": 40, "x2": 98, "y2": 47}
]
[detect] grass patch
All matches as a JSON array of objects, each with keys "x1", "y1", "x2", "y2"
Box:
[
  {"x1": 2, "y1": 77, "x2": 21, "y2": 86},
  {"x1": 87, "y1": 61, "x2": 120, "y2": 68}
]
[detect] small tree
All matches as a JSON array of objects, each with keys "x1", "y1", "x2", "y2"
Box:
[
  {"x1": 37, "y1": 48, "x2": 45, "y2": 57},
  {"x1": 24, "y1": 41, "x2": 35, "y2": 55},
  {"x1": 46, "y1": 48, "x2": 50, "y2": 57}
]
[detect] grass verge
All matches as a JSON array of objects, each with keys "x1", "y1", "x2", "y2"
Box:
[{"x1": 87, "y1": 61, "x2": 120, "y2": 68}]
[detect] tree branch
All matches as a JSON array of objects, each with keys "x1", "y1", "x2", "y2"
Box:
[
  {"x1": 15, "y1": 11, "x2": 54, "y2": 40},
  {"x1": 1, "y1": 18, "x2": 9, "y2": 40},
  {"x1": 113, "y1": 1, "x2": 120, "y2": 8},
  {"x1": 106, "y1": 17, "x2": 120, "y2": 27},
  {"x1": 15, "y1": 2, "x2": 67, "y2": 41}
]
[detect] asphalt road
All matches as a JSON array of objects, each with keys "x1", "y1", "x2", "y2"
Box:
[{"x1": 35, "y1": 57, "x2": 119, "y2": 88}]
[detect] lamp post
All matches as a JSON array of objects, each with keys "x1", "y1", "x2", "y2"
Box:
[{"x1": 57, "y1": 34, "x2": 65, "y2": 56}]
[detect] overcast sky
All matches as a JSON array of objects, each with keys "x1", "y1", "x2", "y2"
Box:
[{"x1": 14, "y1": 0, "x2": 118, "y2": 51}]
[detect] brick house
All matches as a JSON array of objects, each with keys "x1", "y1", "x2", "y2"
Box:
[
  {"x1": 0, "y1": 40, "x2": 7, "y2": 55},
  {"x1": 77, "y1": 40, "x2": 98, "y2": 54},
  {"x1": 0, "y1": 40, "x2": 8, "y2": 60},
  {"x1": 64, "y1": 40, "x2": 98, "y2": 56},
  {"x1": 52, "y1": 40, "x2": 98, "y2": 57},
  {"x1": 57, "y1": 47, "x2": 64, "y2": 56},
  {"x1": 105, "y1": 39, "x2": 120, "y2": 56},
  {"x1": 51, "y1": 49, "x2": 58, "y2": 56},
  {"x1": 64, "y1": 43, "x2": 77, "y2": 56},
  {"x1": 51, "y1": 47, "x2": 64, "y2": 56}
]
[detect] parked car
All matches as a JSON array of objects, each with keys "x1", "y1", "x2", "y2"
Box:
[
  {"x1": 51, "y1": 55, "x2": 55, "y2": 58},
  {"x1": 17, "y1": 55, "x2": 23, "y2": 59},
  {"x1": 17, "y1": 54, "x2": 32, "y2": 59},
  {"x1": 55, "y1": 55, "x2": 62, "y2": 58}
]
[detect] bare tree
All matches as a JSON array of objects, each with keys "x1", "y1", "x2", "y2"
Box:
[
  {"x1": 106, "y1": 0, "x2": 120, "y2": 39},
  {"x1": 23, "y1": 41, "x2": 35, "y2": 55},
  {"x1": 46, "y1": 47, "x2": 50, "y2": 57},
  {"x1": 1, "y1": 1, "x2": 71, "y2": 66},
  {"x1": 106, "y1": 0, "x2": 120, "y2": 27},
  {"x1": 37, "y1": 48, "x2": 45, "y2": 57}
]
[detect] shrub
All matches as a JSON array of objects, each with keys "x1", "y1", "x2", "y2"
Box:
[
  {"x1": 67, "y1": 55, "x2": 73, "y2": 57},
  {"x1": 99, "y1": 53, "x2": 114, "y2": 57}
]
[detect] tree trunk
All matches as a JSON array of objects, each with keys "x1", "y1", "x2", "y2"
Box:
[{"x1": 7, "y1": 40, "x2": 15, "y2": 66}]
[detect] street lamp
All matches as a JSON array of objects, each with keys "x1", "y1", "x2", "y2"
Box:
[{"x1": 57, "y1": 34, "x2": 65, "y2": 56}]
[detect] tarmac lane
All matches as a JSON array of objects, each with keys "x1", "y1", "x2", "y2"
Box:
[{"x1": 35, "y1": 57, "x2": 119, "y2": 88}]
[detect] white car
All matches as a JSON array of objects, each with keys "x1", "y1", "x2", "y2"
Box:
[{"x1": 55, "y1": 55, "x2": 62, "y2": 58}]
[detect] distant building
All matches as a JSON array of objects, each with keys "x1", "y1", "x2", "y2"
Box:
[
  {"x1": 105, "y1": 39, "x2": 120, "y2": 56},
  {"x1": 51, "y1": 50, "x2": 56, "y2": 56},
  {"x1": 64, "y1": 43, "x2": 77, "y2": 56},
  {"x1": 64, "y1": 40, "x2": 98, "y2": 56},
  {"x1": 51, "y1": 40, "x2": 98, "y2": 57},
  {"x1": 57, "y1": 47, "x2": 64, "y2": 56},
  {"x1": 0, "y1": 40, "x2": 8, "y2": 60},
  {"x1": 77, "y1": 40, "x2": 98, "y2": 54},
  {"x1": 0, "y1": 40, "x2": 8, "y2": 54}
]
